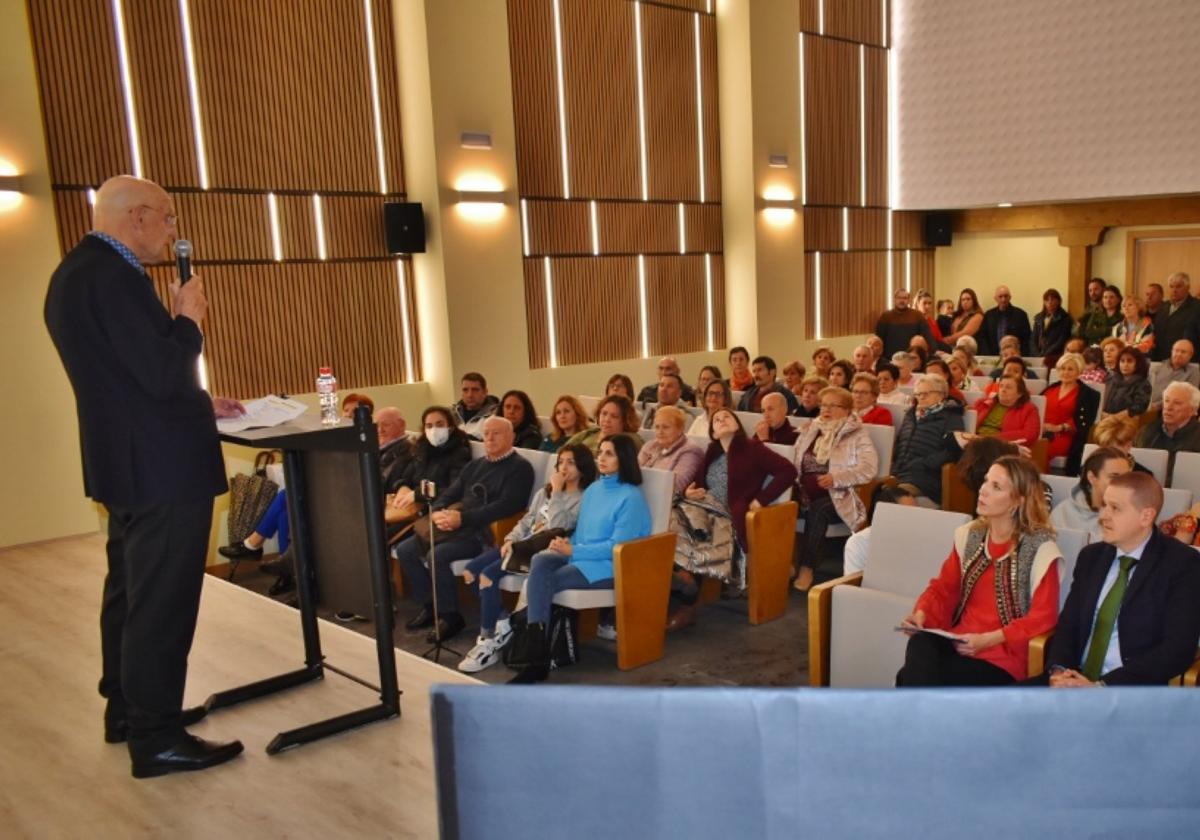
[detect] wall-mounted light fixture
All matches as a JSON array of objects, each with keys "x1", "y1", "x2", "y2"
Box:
[
  {"x1": 461, "y1": 132, "x2": 492, "y2": 150},
  {"x1": 454, "y1": 174, "x2": 510, "y2": 222},
  {"x1": 767, "y1": 153, "x2": 789, "y2": 168},
  {"x1": 0, "y1": 161, "x2": 25, "y2": 212},
  {"x1": 759, "y1": 185, "x2": 798, "y2": 225}
]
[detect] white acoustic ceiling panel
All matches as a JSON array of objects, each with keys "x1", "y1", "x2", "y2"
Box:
[{"x1": 892, "y1": 0, "x2": 1200, "y2": 209}]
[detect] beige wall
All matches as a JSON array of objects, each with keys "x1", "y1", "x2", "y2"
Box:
[
  {"x1": 1092, "y1": 223, "x2": 1200, "y2": 295},
  {"x1": 0, "y1": 3, "x2": 100, "y2": 546},
  {"x1": 934, "y1": 231, "x2": 1070, "y2": 315}
]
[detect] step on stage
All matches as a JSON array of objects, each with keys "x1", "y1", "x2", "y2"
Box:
[{"x1": 0, "y1": 533, "x2": 476, "y2": 838}]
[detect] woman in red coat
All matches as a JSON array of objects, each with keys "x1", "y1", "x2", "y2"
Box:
[
  {"x1": 972, "y1": 376, "x2": 1040, "y2": 446},
  {"x1": 850, "y1": 372, "x2": 893, "y2": 426}
]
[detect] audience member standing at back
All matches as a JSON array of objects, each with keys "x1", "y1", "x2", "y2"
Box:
[
  {"x1": 1031, "y1": 288, "x2": 1073, "y2": 365},
  {"x1": 979, "y1": 285, "x2": 1031, "y2": 356},
  {"x1": 875, "y1": 287, "x2": 932, "y2": 358},
  {"x1": 1152, "y1": 272, "x2": 1200, "y2": 362},
  {"x1": 944, "y1": 289, "x2": 985, "y2": 347}
]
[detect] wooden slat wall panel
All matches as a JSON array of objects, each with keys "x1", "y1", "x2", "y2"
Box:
[
  {"x1": 642, "y1": 0, "x2": 709, "y2": 12},
  {"x1": 684, "y1": 203, "x2": 722, "y2": 253},
  {"x1": 849, "y1": 207, "x2": 888, "y2": 250},
  {"x1": 508, "y1": 0, "x2": 562, "y2": 198},
  {"x1": 372, "y1": 0, "x2": 407, "y2": 191},
  {"x1": 892, "y1": 211, "x2": 927, "y2": 249},
  {"x1": 524, "y1": 259, "x2": 551, "y2": 369},
  {"x1": 526, "y1": 200, "x2": 592, "y2": 255},
  {"x1": 52, "y1": 192, "x2": 94, "y2": 255},
  {"x1": 798, "y1": 0, "x2": 819, "y2": 33},
  {"x1": 643, "y1": 3, "x2": 699, "y2": 201},
  {"x1": 864, "y1": 45, "x2": 888, "y2": 207},
  {"x1": 709, "y1": 254, "x2": 728, "y2": 349},
  {"x1": 804, "y1": 207, "x2": 841, "y2": 252},
  {"x1": 806, "y1": 251, "x2": 888, "y2": 338},
  {"x1": 699, "y1": 13, "x2": 721, "y2": 202},
  {"x1": 561, "y1": 0, "x2": 640, "y2": 199},
  {"x1": 596, "y1": 202, "x2": 678, "y2": 254},
  {"x1": 553, "y1": 257, "x2": 642, "y2": 365},
  {"x1": 645, "y1": 255, "x2": 707, "y2": 354},
  {"x1": 804, "y1": 36, "x2": 857, "y2": 207},
  {"x1": 27, "y1": 0, "x2": 131, "y2": 185},
  {"x1": 174, "y1": 192, "x2": 273, "y2": 261},
  {"x1": 125, "y1": 0, "x2": 196, "y2": 187},
  {"x1": 322, "y1": 195, "x2": 391, "y2": 260},
  {"x1": 827, "y1": 0, "x2": 885, "y2": 47}
]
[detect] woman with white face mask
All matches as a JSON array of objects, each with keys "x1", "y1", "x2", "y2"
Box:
[{"x1": 387, "y1": 406, "x2": 473, "y2": 515}]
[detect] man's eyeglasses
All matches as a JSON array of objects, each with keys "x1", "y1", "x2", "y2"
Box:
[{"x1": 137, "y1": 204, "x2": 178, "y2": 226}]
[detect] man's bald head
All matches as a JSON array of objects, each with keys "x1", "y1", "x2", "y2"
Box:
[
  {"x1": 374, "y1": 407, "x2": 406, "y2": 445},
  {"x1": 92, "y1": 175, "x2": 177, "y2": 264},
  {"x1": 761, "y1": 391, "x2": 787, "y2": 428},
  {"x1": 481, "y1": 415, "x2": 514, "y2": 458}
]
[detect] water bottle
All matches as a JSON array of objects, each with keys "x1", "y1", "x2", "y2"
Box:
[{"x1": 317, "y1": 366, "x2": 339, "y2": 425}]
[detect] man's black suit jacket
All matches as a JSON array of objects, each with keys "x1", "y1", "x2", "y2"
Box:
[
  {"x1": 978, "y1": 304, "x2": 1032, "y2": 356},
  {"x1": 44, "y1": 236, "x2": 226, "y2": 508},
  {"x1": 1046, "y1": 529, "x2": 1200, "y2": 685}
]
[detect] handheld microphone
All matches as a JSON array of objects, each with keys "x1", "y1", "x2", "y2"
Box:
[{"x1": 174, "y1": 239, "x2": 193, "y2": 284}]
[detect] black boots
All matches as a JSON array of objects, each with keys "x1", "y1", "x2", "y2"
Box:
[{"x1": 508, "y1": 622, "x2": 550, "y2": 684}]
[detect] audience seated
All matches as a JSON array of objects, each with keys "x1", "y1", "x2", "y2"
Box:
[
  {"x1": 850, "y1": 372, "x2": 892, "y2": 426},
  {"x1": 605, "y1": 373, "x2": 635, "y2": 401},
  {"x1": 689, "y1": 379, "x2": 734, "y2": 437},
  {"x1": 945, "y1": 288, "x2": 984, "y2": 346},
  {"x1": 754, "y1": 392, "x2": 800, "y2": 445},
  {"x1": 1112, "y1": 294, "x2": 1154, "y2": 355},
  {"x1": 791, "y1": 387, "x2": 878, "y2": 592},
  {"x1": 875, "y1": 363, "x2": 910, "y2": 407},
  {"x1": 737, "y1": 355, "x2": 800, "y2": 413},
  {"x1": 1152, "y1": 272, "x2": 1200, "y2": 363},
  {"x1": 946, "y1": 355, "x2": 973, "y2": 394},
  {"x1": 641, "y1": 373, "x2": 686, "y2": 429},
  {"x1": 1032, "y1": 287, "x2": 1073, "y2": 364},
  {"x1": 987, "y1": 347, "x2": 1035, "y2": 382},
  {"x1": 890, "y1": 352, "x2": 917, "y2": 387},
  {"x1": 388, "y1": 406, "x2": 473, "y2": 518},
  {"x1": 891, "y1": 375, "x2": 963, "y2": 507},
  {"x1": 540, "y1": 395, "x2": 590, "y2": 453},
  {"x1": 954, "y1": 334, "x2": 979, "y2": 359},
  {"x1": 694, "y1": 365, "x2": 723, "y2": 407},
  {"x1": 1037, "y1": 472, "x2": 1200, "y2": 686},
  {"x1": 728, "y1": 346, "x2": 753, "y2": 391},
  {"x1": 1041, "y1": 352, "x2": 1100, "y2": 474},
  {"x1": 923, "y1": 359, "x2": 964, "y2": 404},
  {"x1": 897, "y1": 456, "x2": 1062, "y2": 686},
  {"x1": 979, "y1": 285, "x2": 1032, "y2": 356},
  {"x1": 1049, "y1": 446, "x2": 1132, "y2": 542},
  {"x1": 972, "y1": 376, "x2": 1040, "y2": 445},
  {"x1": 1134, "y1": 381, "x2": 1200, "y2": 484},
  {"x1": 811, "y1": 346, "x2": 835, "y2": 381},
  {"x1": 852, "y1": 344, "x2": 875, "y2": 374},
  {"x1": 452, "y1": 372, "x2": 499, "y2": 439},
  {"x1": 1160, "y1": 501, "x2": 1200, "y2": 547},
  {"x1": 1079, "y1": 345, "x2": 1109, "y2": 384},
  {"x1": 566, "y1": 394, "x2": 641, "y2": 453},
  {"x1": 1101, "y1": 346, "x2": 1152, "y2": 420},
  {"x1": 1149, "y1": 339, "x2": 1199, "y2": 409},
  {"x1": 456, "y1": 444, "x2": 595, "y2": 673},
  {"x1": 866, "y1": 335, "x2": 885, "y2": 370},
  {"x1": 638, "y1": 405, "x2": 704, "y2": 493},
  {"x1": 875, "y1": 287, "x2": 933, "y2": 358},
  {"x1": 500, "y1": 389, "x2": 543, "y2": 450},
  {"x1": 637, "y1": 357, "x2": 695, "y2": 404},
  {"x1": 376, "y1": 407, "x2": 415, "y2": 492},
  {"x1": 397, "y1": 416, "x2": 535, "y2": 645},
  {"x1": 827, "y1": 359, "x2": 854, "y2": 389},
  {"x1": 509, "y1": 435, "x2": 652, "y2": 683},
  {"x1": 1092, "y1": 414, "x2": 1152, "y2": 475},
  {"x1": 908, "y1": 340, "x2": 929, "y2": 372},
  {"x1": 795, "y1": 375, "x2": 827, "y2": 418}
]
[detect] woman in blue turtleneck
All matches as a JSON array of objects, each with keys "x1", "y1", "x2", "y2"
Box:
[{"x1": 509, "y1": 434, "x2": 652, "y2": 683}]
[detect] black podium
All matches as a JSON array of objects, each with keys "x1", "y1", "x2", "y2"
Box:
[{"x1": 211, "y1": 406, "x2": 400, "y2": 754}]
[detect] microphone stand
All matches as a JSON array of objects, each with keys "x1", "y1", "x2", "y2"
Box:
[{"x1": 420, "y1": 486, "x2": 463, "y2": 664}]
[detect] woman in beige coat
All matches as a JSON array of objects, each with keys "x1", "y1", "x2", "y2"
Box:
[{"x1": 792, "y1": 386, "x2": 879, "y2": 591}]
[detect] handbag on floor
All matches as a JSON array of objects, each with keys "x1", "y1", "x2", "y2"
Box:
[
  {"x1": 228, "y1": 450, "x2": 280, "y2": 545},
  {"x1": 502, "y1": 606, "x2": 579, "y2": 670}
]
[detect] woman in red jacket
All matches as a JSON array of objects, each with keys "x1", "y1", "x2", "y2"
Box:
[
  {"x1": 972, "y1": 376, "x2": 1040, "y2": 446},
  {"x1": 850, "y1": 372, "x2": 893, "y2": 426}
]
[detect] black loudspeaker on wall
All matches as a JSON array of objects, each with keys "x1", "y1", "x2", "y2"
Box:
[
  {"x1": 924, "y1": 212, "x2": 953, "y2": 247},
  {"x1": 384, "y1": 202, "x2": 426, "y2": 254}
]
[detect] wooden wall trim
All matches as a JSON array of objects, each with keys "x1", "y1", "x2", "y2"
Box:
[{"x1": 954, "y1": 196, "x2": 1200, "y2": 234}]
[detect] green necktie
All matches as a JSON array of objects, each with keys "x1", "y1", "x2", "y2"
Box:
[{"x1": 1081, "y1": 555, "x2": 1137, "y2": 681}]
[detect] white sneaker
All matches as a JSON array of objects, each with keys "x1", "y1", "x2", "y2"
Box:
[
  {"x1": 596, "y1": 623, "x2": 617, "y2": 641},
  {"x1": 457, "y1": 634, "x2": 506, "y2": 673},
  {"x1": 494, "y1": 616, "x2": 513, "y2": 646}
]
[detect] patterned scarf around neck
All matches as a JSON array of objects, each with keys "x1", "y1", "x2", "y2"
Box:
[{"x1": 811, "y1": 417, "x2": 846, "y2": 465}]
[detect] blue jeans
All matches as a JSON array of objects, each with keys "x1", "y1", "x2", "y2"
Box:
[
  {"x1": 395, "y1": 532, "x2": 484, "y2": 613},
  {"x1": 255, "y1": 490, "x2": 290, "y2": 554},
  {"x1": 526, "y1": 550, "x2": 613, "y2": 625},
  {"x1": 464, "y1": 548, "x2": 508, "y2": 633}
]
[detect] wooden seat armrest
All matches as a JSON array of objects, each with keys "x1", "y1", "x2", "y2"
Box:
[
  {"x1": 806, "y1": 572, "x2": 863, "y2": 687},
  {"x1": 1182, "y1": 649, "x2": 1200, "y2": 687},
  {"x1": 612, "y1": 532, "x2": 677, "y2": 670},
  {"x1": 490, "y1": 510, "x2": 525, "y2": 546},
  {"x1": 746, "y1": 501, "x2": 798, "y2": 625},
  {"x1": 1027, "y1": 631, "x2": 1054, "y2": 678}
]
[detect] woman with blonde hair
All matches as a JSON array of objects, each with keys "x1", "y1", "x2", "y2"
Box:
[
  {"x1": 1112, "y1": 295, "x2": 1154, "y2": 355},
  {"x1": 1041, "y1": 352, "x2": 1100, "y2": 474},
  {"x1": 897, "y1": 455, "x2": 1063, "y2": 686},
  {"x1": 540, "y1": 395, "x2": 591, "y2": 452}
]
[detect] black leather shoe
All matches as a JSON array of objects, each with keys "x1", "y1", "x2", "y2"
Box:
[
  {"x1": 218, "y1": 542, "x2": 263, "y2": 561},
  {"x1": 130, "y1": 734, "x2": 244, "y2": 779},
  {"x1": 260, "y1": 555, "x2": 291, "y2": 575},
  {"x1": 405, "y1": 606, "x2": 434, "y2": 631},
  {"x1": 105, "y1": 705, "x2": 209, "y2": 744},
  {"x1": 425, "y1": 612, "x2": 466, "y2": 644},
  {"x1": 267, "y1": 572, "x2": 295, "y2": 596}
]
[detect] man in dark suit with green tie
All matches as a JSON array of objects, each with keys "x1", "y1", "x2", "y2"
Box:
[{"x1": 1039, "y1": 471, "x2": 1200, "y2": 687}]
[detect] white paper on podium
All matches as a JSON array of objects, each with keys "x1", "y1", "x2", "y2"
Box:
[{"x1": 217, "y1": 396, "x2": 309, "y2": 433}]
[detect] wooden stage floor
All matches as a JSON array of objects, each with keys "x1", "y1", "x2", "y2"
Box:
[{"x1": 0, "y1": 533, "x2": 476, "y2": 839}]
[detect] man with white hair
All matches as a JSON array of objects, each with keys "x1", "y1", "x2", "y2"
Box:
[
  {"x1": 851, "y1": 344, "x2": 875, "y2": 374},
  {"x1": 955, "y1": 335, "x2": 978, "y2": 357},
  {"x1": 375, "y1": 407, "x2": 415, "y2": 492},
  {"x1": 1149, "y1": 340, "x2": 1200, "y2": 409},
  {"x1": 865, "y1": 335, "x2": 884, "y2": 370},
  {"x1": 1134, "y1": 381, "x2": 1200, "y2": 484},
  {"x1": 1152, "y1": 272, "x2": 1200, "y2": 362},
  {"x1": 396, "y1": 415, "x2": 535, "y2": 644},
  {"x1": 44, "y1": 175, "x2": 245, "y2": 778},
  {"x1": 979, "y1": 285, "x2": 1031, "y2": 356}
]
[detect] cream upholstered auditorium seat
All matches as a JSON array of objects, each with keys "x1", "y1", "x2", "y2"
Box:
[
  {"x1": 1169, "y1": 451, "x2": 1200, "y2": 498},
  {"x1": 784, "y1": 422, "x2": 893, "y2": 540},
  {"x1": 807, "y1": 503, "x2": 970, "y2": 687},
  {"x1": 1043, "y1": 473, "x2": 1191, "y2": 526},
  {"x1": 1082, "y1": 443, "x2": 1169, "y2": 485}
]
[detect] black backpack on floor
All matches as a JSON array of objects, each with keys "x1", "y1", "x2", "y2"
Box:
[{"x1": 502, "y1": 606, "x2": 579, "y2": 670}]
